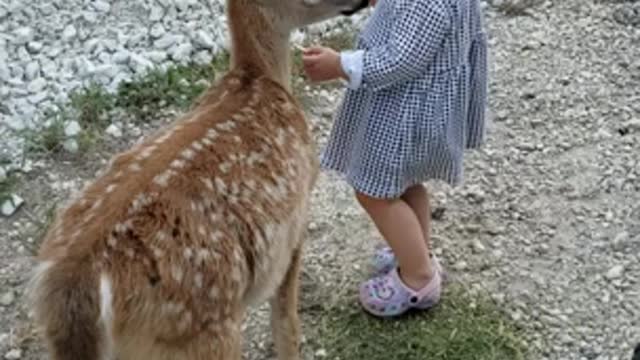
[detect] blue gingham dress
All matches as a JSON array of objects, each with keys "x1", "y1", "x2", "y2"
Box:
[{"x1": 320, "y1": 0, "x2": 488, "y2": 199}]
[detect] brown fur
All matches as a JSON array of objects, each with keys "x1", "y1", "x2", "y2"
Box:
[{"x1": 27, "y1": 0, "x2": 366, "y2": 359}]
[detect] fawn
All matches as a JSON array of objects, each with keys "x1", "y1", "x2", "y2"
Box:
[{"x1": 27, "y1": 0, "x2": 369, "y2": 359}]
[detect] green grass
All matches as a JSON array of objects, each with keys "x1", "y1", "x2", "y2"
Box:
[
  {"x1": 306, "y1": 284, "x2": 528, "y2": 360},
  {"x1": 0, "y1": 169, "x2": 19, "y2": 205}
]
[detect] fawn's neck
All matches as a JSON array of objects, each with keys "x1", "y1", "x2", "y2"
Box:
[{"x1": 227, "y1": 1, "x2": 292, "y2": 91}]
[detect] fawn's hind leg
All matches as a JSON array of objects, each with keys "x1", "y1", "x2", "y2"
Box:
[{"x1": 270, "y1": 246, "x2": 303, "y2": 360}]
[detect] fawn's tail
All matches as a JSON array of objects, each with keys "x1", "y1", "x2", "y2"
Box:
[{"x1": 28, "y1": 258, "x2": 107, "y2": 360}]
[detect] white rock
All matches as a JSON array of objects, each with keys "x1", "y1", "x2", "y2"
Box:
[
  {"x1": 63, "y1": 139, "x2": 79, "y2": 153},
  {"x1": 27, "y1": 78, "x2": 47, "y2": 93},
  {"x1": 24, "y1": 61, "x2": 40, "y2": 81},
  {"x1": 93, "y1": 0, "x2": 111, "y2": 12},
  {"x1": 4, "y1": 349, "x2": 22, "y2": 360},
  {"x1": 13, "y1": 27, "x2": 34, "y2": 45},
  {"x1": 105, "y1": 123, "x2": 123, "y2": 138},
  {"x1": 0, "y1": 63, "x2": 10, "y2": 82},
  {"x1": 149, "y1": 6, "x2": 165, "y2": 21},
  {"x1": 147, "y1": 51, "x2": 168, "y2": 64},
  {"x1": 130, "y1": 53, "x2": 153, "y2": 73},
  {"x1": 170, "y1": 43, "x2": 193, "y2": 62},
  {"x1": 150, "y1": 23, "x2": 166, "y2": 39},
  {"x1": 26, "y1": 41, "x2": 43, "y2": 53},
  {"x1": 605, "y1": 265, "x2": 624, "y2": 280},
  {"x1": 64, "y1": 121, "x2": 82, "y2": 137},
  {"x1": 155, "y1": 34, "x2": 181, "y2": 49},
  {"x1": 1, "y1": 195, "x2": 24, "y2": 217},
  {"x1": 112, "y1": 50, "x2": 131, "y2": 64},
  {"x1": 194, "y1": 30, "x2": 215, "y2": 49},
  {"x1": 62, "y1": 24, "x2": 78, "y2": 41},
  {"x1": 0, "y1": 291, "x2": 14, "y2": 306}
]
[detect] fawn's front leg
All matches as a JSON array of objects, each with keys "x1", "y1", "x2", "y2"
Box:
[{"x1": 270, "y1": 246, "x2": 302, "y2": 360}]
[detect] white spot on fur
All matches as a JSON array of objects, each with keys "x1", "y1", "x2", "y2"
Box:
[
  {"x1": 107, "y1": 236, "x2": 117, "y2": 248},
  {"x1": 128, "y1": 163, "x2": 142, "y2": 172},
  {"x1": 138, "y1": 145, "x2": 157, "y2": 160},
  {"x1": 211, "y1": 230, "x2": 223, "y2": 242},
  {"x1": 114, "y1": 222, "x2": 130, "y2": 234},
  {"x1": 201, "y1": 178, "x2": 214, "y2": 191},
  {"x1": 191, "y1": 141, "x2": 204, "y2": 151},
  {"x1": 194, "y1": 273, "x2": 203, "y2": 288},
  {"x1": 206, "y1": 129, "x2": 219, "y2": 140},
  {"x1": 216, "y1": 120, "x2": 235, "y2": 131},
  {"x1": 219, "y1": 162, "x2": 231, "y2": 174},
  {"x1": 215, "y1": 177, "x2": 227, "y2": 193},
  {"x1": 153, "y1": 247, "x2": 165, "y2": 258},
  {"x1": 181, "y1": 148, "x2": 195, "y2": 160},
  {"x1": 171, "y1": 159, "x2": 186, "y2": 169},
  {"x1": 196, "y1": 249, "x2": 210, "y2": 266},
  {"x1": 155, "y1": 231, "x2": 168, "y2": 243},
  {"x1": 198, "y1": 225, "x2": 206, "y2": 236},
  {"x1": 171, "y1": 265, "x2": 184, "y2": 283},
  {"x1": 201, "y1": 138, "x2": 213, "y2": 146},
  {"x1": 106, "y1": 184, "x2": 117, "y2": 193},
  {"x1": 91, "y1": 198, "x2": 103, "y2": 211},
  {"x1": 209, "y1": 286, "x2": 219, "y2": 299},
  {"x1": 184, "y1": 247, "x2": 194, "y2": 260},
  {"x1": 153, "y1": 170, "x2": 175, "y2": 187}
]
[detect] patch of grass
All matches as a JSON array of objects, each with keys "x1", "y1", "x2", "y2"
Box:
[
  {"x1": 22, "y1": 115, "x2": 67, "y2": 155},
  {"x1": 0, "y1": 170, "x2": 19, "y2": 204},
  {"x1": 69, "y1": 82, "x2": 116, "y2": 129},
  {"x1": 307, "y1": 284, "x2": 528, "y2": 360},
  {"x1": 115, "y1": 57, "x2": 227, "y2": 122}
]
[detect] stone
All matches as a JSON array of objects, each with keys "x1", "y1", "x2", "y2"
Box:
[
  {"x1": 170, "y1": 43, "x2": 193, "y2": 62},
  {"x1": 63, "y1": 138, "x2": 79, "y2": 153},
  {"x1": 27, "y1": 78, "x2": 47, "y2": 93},
  {"x1": 0, "y1": 290, "x2": 15, "y2": 306},
  {"x1": 605, "y1": 265, "x2": 624, "y2": 280},
  {"x1": 105, "y1": 123, "x2": 123, "y2": 138},
  {"x1": 1, "y1": 195, "x2": 24, "y2": 217},
  {"x1": 4, "y1": 349, "x2": 22, "y2": 360},
  {"x1": 13, "y1": 27, "x2": 34, "y2": 45},
  {"x1": 194, "y1": 30, "x2": 215, "y2": 49},
  {"x1": 93, "y1": 0, "x2": 111, "y2": 12},
  {"x1": 64, "y1": 121, "x2": 82, "y2": 137},
  {"x1": 26, "y1": 41, "x2": 43, "y2": 53},
  {"x1": 24, "y1": 61, "x2": 40, "y2": 81},
  {"x1": 62, "y1": 24, "x2": 78, "y2": 41}
]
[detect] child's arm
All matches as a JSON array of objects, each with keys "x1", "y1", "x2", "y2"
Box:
[{"x1": 344, "y1": 0, "x2": 452, "y2": 92}]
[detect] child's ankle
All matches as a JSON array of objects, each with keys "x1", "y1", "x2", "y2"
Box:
[{"x1": 399, "y1": 267, "x2": 434, "y2": 291}]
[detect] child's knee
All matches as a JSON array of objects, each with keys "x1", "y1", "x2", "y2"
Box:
[{"x1": 355, "y1": 191, "x2": 392, "y2": 210}]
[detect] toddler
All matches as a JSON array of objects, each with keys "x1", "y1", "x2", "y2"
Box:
[{"x1": 302, "y1": 0, "x2": 488, "y2": 317}]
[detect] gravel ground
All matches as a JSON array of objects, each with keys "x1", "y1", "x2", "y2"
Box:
[{"x1": 1, "y1": 0, "x2": 640, "y2": 359}]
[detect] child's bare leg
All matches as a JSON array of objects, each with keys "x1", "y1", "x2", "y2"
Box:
[
  {"x1": 400, "y1": 184, "x2": 432, "y2": 253},
  {"x1": 356, "y1": 191, "x2": 433, "y2": 290}
]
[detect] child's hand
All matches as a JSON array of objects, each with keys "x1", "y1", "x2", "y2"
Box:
[{"x1": 301, "y1": 46, "x2": 347, "y2": 83}]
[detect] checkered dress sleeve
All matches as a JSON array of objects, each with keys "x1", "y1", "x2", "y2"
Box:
[{"x1": 360, "y1": 0, "x2": 452, "y2": 92}]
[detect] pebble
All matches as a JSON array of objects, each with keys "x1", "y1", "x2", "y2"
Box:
[
  {"x1": 62, "y1": 24, "x2": 78, "y2": 41},
  {"x1": 64, "y1": 121, "x2": 82, "y2": 137},
  {"x1": 63, "y1": 138, "x2": 79, "y2": 153},
  {"x1": 105, "y1": 123, "x2": 123, "y2": 138},
  {"x1": 12, "y1": 27, "x2": 34, "y2": 45},
  {"x1": 605, "y1": 265, "x2": 624, "y2": 280},
  {"x1": 0, "y1": 291, "x2": 14, "y2": 307},
  {"x1": 4, "y1": 349, "x2": 21, "y2": 360},
  {"x1": 1, "y1": 195, "x2": 24, "y2": 217}
]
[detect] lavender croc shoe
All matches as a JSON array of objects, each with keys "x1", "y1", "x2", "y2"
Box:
[
  {"x1": 359, "y1": 267, "x2": 442, "y2": 318},
  {"x1": 372, "y1": 246, "x2": 446, "y2": 280}
]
